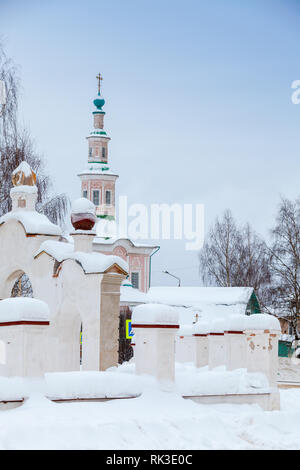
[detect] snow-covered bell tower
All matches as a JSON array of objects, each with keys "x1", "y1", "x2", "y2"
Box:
[{"x1": 78, "y1": 73, "x2": 118, "y2": 219}]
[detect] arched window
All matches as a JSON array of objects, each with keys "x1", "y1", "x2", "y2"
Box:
[{"x1": 11, "y1": 273, "x2": 33, "y2": 298}]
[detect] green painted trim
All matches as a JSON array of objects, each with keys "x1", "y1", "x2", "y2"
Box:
[
  {"x1": 88, "y1": 161, "x2": 108, "y2": 164},
  {"x1": 93, "y1": 111, "x2": 105, "y2": 115},
  {"x1": 247, "y1": 291, "x2": 261, "y2": 314},
  {"x1": 97, "y1": 214, "x2": 115, "y2": 221}
]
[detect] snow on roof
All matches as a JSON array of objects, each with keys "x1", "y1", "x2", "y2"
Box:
[
  {"x1": 93, "y1": 236, "x2": 159, "y2": 250},
  {"x1": 77, "y1": 162, "x2": 118, "y2": 177},
  {"x1": 0, "y1": 297, "x2": 50, "y2": 323},
  {"x1": 12, "y1": 161, "x2": 32, "y2": 178},
  {"x1": 132, "y1": 303, "x2": 179, "y2": 326},
  {"x1": 147, "y1": 287, "x2": 254, "y2": 308},
  {"x1": 120, "y1": 284, "x2": 148, "y2": 305},
  {"x1": 0, "y1": 211, "x2": 61, "y2": 236},
  {"x1": 35, "y1": 240, "x2": 128, "y2": 274},
  {"x1": 10, "y1": 185, "x2": 37, "y2": 195}
]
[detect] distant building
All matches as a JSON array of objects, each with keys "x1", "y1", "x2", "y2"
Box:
[{"x1": 145, "y1": 286, "x2": 261, "y2": 322}]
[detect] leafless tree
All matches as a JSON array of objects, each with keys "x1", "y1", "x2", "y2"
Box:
[
  {"x1": 199, "y1": 210, "x2": 271, "y2": 306},
  {"x1": 0, "y1": 42, "x2": 69, "y2": 227},
  {"x1": 268, "y1": 197, "x2": 300, "y2": 342}
]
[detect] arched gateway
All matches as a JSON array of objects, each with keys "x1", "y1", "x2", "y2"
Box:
[{"x1": 0, "y1": 162, "x2": 128, "y2": 376}]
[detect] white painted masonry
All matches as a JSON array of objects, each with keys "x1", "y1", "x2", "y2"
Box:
[
  {"x1": 0, "y1": 166, "x2": 128, "y2": 377},
  {"x1": 132, "y1": 303, "x2": 179, "y2": 383}
]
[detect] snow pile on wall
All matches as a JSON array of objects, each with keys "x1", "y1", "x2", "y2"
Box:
[
  {"x1": 176, "y1": 313, "x2": 280, "y2": 337},
  {"x1": 35, "y1": 240, "x2": 128, "y2": 274},
  {"x1": 45, "y1": 371, "x2": 143, "y2": 400},
  {"x1": 71, "y1": 198, "x2": 95, "y2": 215},
  {"x1": 10, "y1": 186, "x2": 37, "y2": 195},
  {"x1": 177, "y1": 324, "x2": 194, "y2": 336},
  {"x1": 246, "y1": 314, "x2": 281, "y2": 331},
  {"x1": 192, "y1": 321, "x2": 210, "y2": 335},
  {"x1": 132, "y1": 303, "x2": 179, "y2": 325},
  {"x1": 227, "y1": 314, "x2": 248, "y2": 332},
  {"x1": 175, "y1": 364, "x2": 270, "y2": 396},
  {"x1": 210, "y1": 318, "x2": 227, "y2": 333},
  {"x1": 0, "y1": 211, "x2": 61, "y2": 236},
  {"x1": 0, "y1": 298, "x2": 50, "y2": 323},
  {"x1": 0, "y1": 362, "x2": 271, "y2": 402}
]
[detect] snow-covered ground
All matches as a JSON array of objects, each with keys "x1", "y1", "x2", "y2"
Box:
[
  {"x1": 0, "y1": 387, "x2": 300, "y2": 450},
  {"x1": 0, "y1": 358, "x2": 299, "y2": 450},
  {"x1": 0, "y1": 359, "x2": 297, "y2": 450},
  {"x1": 0, "y1": 362, "x2": 271, "y2": 401}
]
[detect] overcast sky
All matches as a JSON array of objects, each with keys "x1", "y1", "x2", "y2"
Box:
[{"x1": 1, "y1": 0, "x2": 300, "y2": 286}]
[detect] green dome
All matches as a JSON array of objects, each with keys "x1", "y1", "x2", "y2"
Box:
[{"x1": 93, "y1": 93, "x2": 105, "y2": 110}]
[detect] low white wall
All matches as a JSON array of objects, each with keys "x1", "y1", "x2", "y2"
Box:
[
  {"x1": 132, "y1": 303, "x2": 179, "y2": 383},
  {"x1": 194, "y1": 335, "x2": 209, "y2": 368},
  {"x1": 184, "y1": 391, "x2": 280, "y2": 411},
  {"x1": 0, "y1": 324, "x2": 49, "y2": 377},
  {"x1": 175, "y1": 335, "x2": 195, "y2": 363},
  {"x1": 208, "y1": 334, "x2": 227, "y2": 369},
  {"x1": 225, "y1": 332, "x2": 247, "y2": 371}
]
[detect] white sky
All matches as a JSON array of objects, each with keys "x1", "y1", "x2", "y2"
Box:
[{"x1": 1, "y1": 0, "x2": 300, "y2": 286}]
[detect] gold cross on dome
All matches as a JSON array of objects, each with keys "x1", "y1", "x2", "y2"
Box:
[{"x1": 96, "y1": 73, "x2": 103, "y2": 94}]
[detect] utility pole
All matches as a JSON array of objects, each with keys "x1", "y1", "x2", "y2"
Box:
[{"x1": 163, "y1": 270, "x2": 181, "y2": 287}]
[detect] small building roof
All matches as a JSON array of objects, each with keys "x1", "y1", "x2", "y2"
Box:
[
  {"x1": 146, "y1": 286, "x2": 258, "y2": 323},
  {"x1": 94, "y1": 236, "x2": 159, "y2": 252},
  {"x1": 147, "y1": 286, "x2": 255, "y2": 308},
  {"x1": 120, "y1": 284, "x2": 148, "y2": 305}
]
